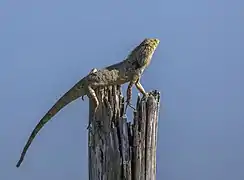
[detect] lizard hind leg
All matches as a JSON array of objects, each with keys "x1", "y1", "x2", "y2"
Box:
[
  {"x1": 86, "y1": 85, "x2": 99, "y2": 130},
  {"x1": 82, "y1": 68, "x2": 98, "y2": 101}
]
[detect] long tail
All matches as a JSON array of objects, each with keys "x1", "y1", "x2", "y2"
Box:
[{"x1": 16, "y1": 85, "x2": 84, "y2": 167}]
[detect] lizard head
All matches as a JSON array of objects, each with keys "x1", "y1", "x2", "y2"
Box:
[
  {"x1": 141, "y1": 38, "x2": 160, "y2": 48},
  {"x1": 127, "y1": 38, "x2": 160, "y2": 67}
]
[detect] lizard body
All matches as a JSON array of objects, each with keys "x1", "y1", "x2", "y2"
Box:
[{"x1": 16, "y1": 38, "x2": 160, "y2": 167}]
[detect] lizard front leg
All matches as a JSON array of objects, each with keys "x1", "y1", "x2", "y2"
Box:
[
  {"x1": 126, "y1": 82, "x2": 133, "y2": 104},
  {"x1": 86, "y1": 85, "x2": 99, "y2": 129},
  {"x1": 135, "y1": 80, "x2": 149, "y2": 99},
  {"x1": 124, "y1": 81, "x2": 136, "y2": 114}
]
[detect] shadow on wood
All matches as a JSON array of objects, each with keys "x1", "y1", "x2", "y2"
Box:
[{"x1": 88, "y1": 85, "x2": 161, "y2": 180}]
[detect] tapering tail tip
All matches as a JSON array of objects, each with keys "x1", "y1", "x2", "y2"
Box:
[{"x1": 16, "y1": 157, "x2": 23, "y2": 168}]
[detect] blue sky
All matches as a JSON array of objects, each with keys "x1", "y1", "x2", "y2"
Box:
[{"x1": 0, "y1": 0, "x2": 243, "y2": 179}]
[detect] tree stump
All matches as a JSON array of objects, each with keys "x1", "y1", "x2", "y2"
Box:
[{"x1": 88, "y1": 85, "x2": 161, "y2": 180}]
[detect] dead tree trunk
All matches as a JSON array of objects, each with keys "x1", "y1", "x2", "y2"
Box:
[{"x1": 88, "y1": 85, "x2": 161, "y2": 180}]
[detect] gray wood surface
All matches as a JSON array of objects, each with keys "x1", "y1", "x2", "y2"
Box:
[{"x1": 88, "y1": 85, "x2": 161, "y2": 180}]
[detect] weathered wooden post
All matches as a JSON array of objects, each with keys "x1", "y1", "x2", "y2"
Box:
[{"x1": 88, "y1": 85, "x2": 161, "y2": 180}]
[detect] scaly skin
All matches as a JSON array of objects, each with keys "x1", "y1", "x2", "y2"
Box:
[
  {"x1": 124, "y1": 38, "x2": 160, "y2": 111},
  {"x1": 16, "y1": 38, "x2": 160, "y2": 168}
]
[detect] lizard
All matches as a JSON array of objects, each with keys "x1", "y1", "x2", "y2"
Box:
[
  {"x1": 16, "y1": 38, "x2": 160, "y2": 168},
  {"x1": 123, "y1": 38, "x2": 160, "y2": 112}
]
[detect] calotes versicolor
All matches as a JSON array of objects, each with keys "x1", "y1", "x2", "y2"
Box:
[{"x1": 16, "y1": 38, "x2": 160, "y2": 167}]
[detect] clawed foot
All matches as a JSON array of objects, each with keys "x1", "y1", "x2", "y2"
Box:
[
  {"x1": 127, "y1": 102, "x2": 136, "y2": 111},
  {"x1": 141, "y1": 92, "x2": 149, "y2": 101},
  {"x1": 124, "y1": 102, "x2": 137, "y2": 115},
  {"x1": 87, "y1": 122, "x2": 92, "y2": 130}
]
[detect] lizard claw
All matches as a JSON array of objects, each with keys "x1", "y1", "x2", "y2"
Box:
[
  {"x1": 124, "y1": 102, "x2": 137, "y2": 115},
  {"x1": 141, "y1": 92, "x2": 149, "y2": 101},
  {"x1": 86, "y1": 123, "x2": 91, "y2": 130},
  {"x1": 127, "y1": 103, "x2": 136, "y2": 111}
]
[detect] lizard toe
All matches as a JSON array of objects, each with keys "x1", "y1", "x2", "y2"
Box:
[{"x1": 141, "y1": 92, "x2": 149, "y2": 101}]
